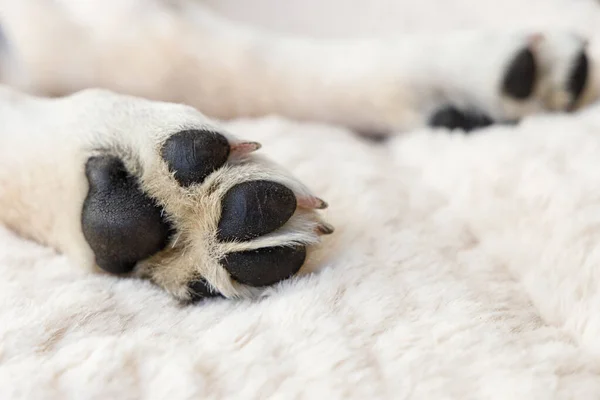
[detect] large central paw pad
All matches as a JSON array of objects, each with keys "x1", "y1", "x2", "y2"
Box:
[
  {"x1": 82, "y1": 156, "x2": 172, "y2": 275},
  {"x1": 81, "y1": 127, "x2": 331, "y2": 302}
]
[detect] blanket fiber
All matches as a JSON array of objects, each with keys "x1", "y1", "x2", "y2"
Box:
[{"x1": 4, "y1": 0, "x2": 600, "y2": 399}]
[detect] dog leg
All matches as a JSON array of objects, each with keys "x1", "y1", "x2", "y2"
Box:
[
  {"x1": 0, "y1": 86, "x2": 332, "y2": 301},
  {"x1": 0, "y1": 1, "x2": 596, "y2": 134}
]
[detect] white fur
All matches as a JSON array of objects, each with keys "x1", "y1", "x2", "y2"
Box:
[{"x1": 0, "y1": 0, "x2": 595, "y2": 133}]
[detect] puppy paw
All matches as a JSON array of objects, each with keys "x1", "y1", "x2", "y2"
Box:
[
  {"x1": 76, "y1": 94, "x2": 332, "y2": 302},
  {"x1": 426, "y1": 31, "x2": 594, "y2": 132}
]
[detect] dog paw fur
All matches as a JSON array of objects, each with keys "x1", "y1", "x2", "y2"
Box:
[{"x1": 0, "y1": 87, "x2": 332, "y2": 302}]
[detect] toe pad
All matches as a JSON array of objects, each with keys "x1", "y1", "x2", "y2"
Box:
[
  {"x1": 221, "y1": 245, "x2": 307, "y2": 287},
  {"x1": 217, "y1": 180, "x2": 297, "y2": 242},
  {"x1": 161, "y1": 130, "x2": 230, "y2": 187}
]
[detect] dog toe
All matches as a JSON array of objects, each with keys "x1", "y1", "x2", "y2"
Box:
[
  {"x1": 216, "y1": 180, "x2": 297, "y2": 242},
  {"x1": 567, "y1": 50, "x2": 589, "y2": 109},
  {"x1": 161, "y1": 129, "x2": 230, "y2": 187},
  {"x1": 502, "y1": 47, "x2": 537, "y2": 100}
]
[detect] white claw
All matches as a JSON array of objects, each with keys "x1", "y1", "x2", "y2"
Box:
[
  {"x1": 297, "y1": 196, "x2": 328, "y2": 209},
  {"x1": 230, "y1": 141, "x2": 262, "y2": 156},
  {"x1": 527, "y1": 32, "x2": 544, "y2": 48}
]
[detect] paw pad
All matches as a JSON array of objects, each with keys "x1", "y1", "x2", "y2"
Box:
[
  {"x1": 188, "y1": 278, "x2": 221, "y2": 302},
  {"x1": 429, "y1": 106, "x2": 493, "y2": 132},
  {"x1": 568, "y1": 51, "x2": 589, "y2": 107},
  {"x1": 82, "y1": 156, "x2": 172, "y2": 274},
  {"x1": 217, "y1": 180, "x2": 297, "y2": 242},
  {"x1": 221, "y1": 245, "x2": 307, "y2": 287},
  {"x1": 502, "y1": 47, "x2": 536, "y2": 100},
  {"x1": 161, "y1": 129, "x2": 230, "y2": 187}
]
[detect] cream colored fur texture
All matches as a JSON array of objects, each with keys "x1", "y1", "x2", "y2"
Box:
[{"x1": 3, "y1": 0, "x2": 600, "y2": 398}]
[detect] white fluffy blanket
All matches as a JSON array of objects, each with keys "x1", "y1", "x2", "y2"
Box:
[{"x1": 4, "y1": 0, "x2": 600, "y2": 398}]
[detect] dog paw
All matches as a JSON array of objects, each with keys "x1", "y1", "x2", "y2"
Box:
[
  {"x1": 426, "y1": 31, "x2": 593, "y2": 132},
  {"x1": 77, "y1": 94, "x2": 332, "y2": 302}
]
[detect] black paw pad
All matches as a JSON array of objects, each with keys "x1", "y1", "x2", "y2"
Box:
[
  {"x1": 82, "y1": 156, "x2": 172, "y2": 274},
  {"x1": 188, "y1": 278, "x2": 221, "y2": 302},
  {"x1": 217, "y1": 180, "x2": 297, "y2": 242},
  {"x1": 221, "y1": 246, "x2": 306, "y2": 287},
  {"x1": 428, "y1": 106, "x2": 493, "y2": 132},
  {"x1": 502, "y1": 47, "x2": 536, "y2": 100},
  {"x1": 161, "y1": 130, "x2": 230, "y2": 187},
  {"x1": 568, "y1": 51, "x2": 589, "y2": 107}
]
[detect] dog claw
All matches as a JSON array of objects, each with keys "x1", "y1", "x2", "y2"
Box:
[
  {"x1": 527, "y1": 32, "x2": 544, "y2": 47},
  {"x1": 316, "y1": 222, "x2": 335, "y2": 235},
  {"x1": 297, "y1": 196, "x2": 328, "y2": 209},
  {"x1": 230, "y1": 141, "x2": 262, "y2": 156}
]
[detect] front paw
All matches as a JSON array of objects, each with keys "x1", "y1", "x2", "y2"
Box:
[{"x1": 79, "y1": 108, "x2": 332, "y2": 302}]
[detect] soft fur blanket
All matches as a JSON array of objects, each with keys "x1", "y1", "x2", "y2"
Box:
[{"x1": 4, "y1": 0, "x2": 600, "y2": 399}]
